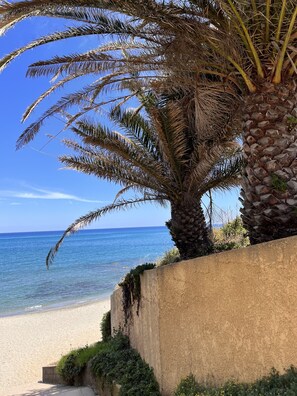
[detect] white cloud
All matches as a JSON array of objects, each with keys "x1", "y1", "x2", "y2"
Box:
[{"x1": 0, "y1": 187, "x2": 106, "y2": 204}]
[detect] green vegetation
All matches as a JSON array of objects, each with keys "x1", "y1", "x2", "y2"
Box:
[
  {"x1": 56, "y1": 342, "x2": 109, "y2": 385},
  {"x1": 288, "y1": 116, "x2": 297, "y2": 132},
  {"x1": 175, "y1": 374, "x2": 203, "y2": 396},
  {"x1": 271, "y1": 174, "x2": 288, "y2": 193},
  {"x1": 91, "y1": 333, "x2": 160, "y2": 396},
  {"x1": 156, "y1": 247, "x2": 181, "y2": 266},
  {"x1": 57, "y1": 333, "x2": 160, "y2": 396},
  {"x1": 157, "y1": 218, "x2": 249, "y2": 265},
  {"x1": 100, "y1": 310, "x2": 111, "y2": 342},
  {"x1": 213, "y1": 217, "x2": 249, "y2": 252},
  {"x1": 175, "y1": 367, "x2": 297, "y2": 396},
  {"x1": 119, "y1": 263, "x2": 155, "y2": 323}
]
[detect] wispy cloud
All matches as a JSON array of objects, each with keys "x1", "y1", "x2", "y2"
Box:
[{"x1": 0, "y1": 187, "x2": 106, "y2": 204}]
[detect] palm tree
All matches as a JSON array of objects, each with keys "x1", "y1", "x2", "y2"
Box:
[
  {"x1": 46, "y1": 91, "x2": 242, "y2": 265},
  {"x1": 199, "y1": 1, "x2": 297, "y2": 245},
  {"x1": 1, "y1": 1, "x2": 295, "y2": 244},
  {"x1": 0, "y1": 1, "x2": 242, "y2": 264}
]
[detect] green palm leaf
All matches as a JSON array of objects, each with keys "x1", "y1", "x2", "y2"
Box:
[{"x1": 46, "y1": 195, "x2": 162, "y2": 267}]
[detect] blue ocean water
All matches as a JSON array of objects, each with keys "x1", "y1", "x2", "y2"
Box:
[{"x1": 0, "y1": 227, "x2": 173, "y2": 317}]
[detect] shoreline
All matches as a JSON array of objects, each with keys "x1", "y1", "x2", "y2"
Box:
[
  {"x1": 0, "y1": 291, "x2": 112, "y2": 319},
  {"x1": 0, "y1": 296, "x2": 111, "y2": 395}
]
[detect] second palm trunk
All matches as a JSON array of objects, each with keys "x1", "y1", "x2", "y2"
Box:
[{"x1": 241, "y1": 80, "x2": 297, "y2": 244}]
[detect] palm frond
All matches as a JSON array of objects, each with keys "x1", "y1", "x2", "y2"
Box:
[
  {"x1": 110, "y1": 105, "x2": 160, "y2": 161},
  {"x1": 62, "y1": 153, "x2": 166, "y2": 194},
  {"x1": 149, "y1": 103, "x2": 188, "y2": 185},
  {"x1": 193, "y1": 83, "x2": 239, "y2": 141},
  {"x1": 22, "y1": 72, "x2": 85, "y2": 122},
  {"x1": 200, "y1": 148, "x2": 243, "y2": 194},
  {"x1": 0, "y1": 15, "x2": 144, "y2": 72},
  {"x1": 0, "y1": 1, "x2": 129, "y2": 34},
  {"x1": 16, "y1": 84, "x2": 102, "y2": 148},
  {"x1": 72, "y1": 120, "x2": 167, "y2": 181},
  {"x1": 46, "y1": 194, "x2": 165, "y2": 267},
  {"x1": 187, "y1": 144, "x2": 230, "y2": 191}
]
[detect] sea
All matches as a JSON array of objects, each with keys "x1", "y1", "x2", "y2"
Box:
[{"x1": 0, "y1": 226, "x2": 173, "y2": 317}]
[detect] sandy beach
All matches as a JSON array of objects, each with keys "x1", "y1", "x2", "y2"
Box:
[{"x1": 0, "y1": 298, "x2": 110, "y2": 396}]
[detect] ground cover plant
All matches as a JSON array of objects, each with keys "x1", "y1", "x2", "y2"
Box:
[
  {"x1": 57, "y1": 332, "x2": 160, "y2": 396},
  {"x1": 175, "y1": 367, "x2": 297, "y2": 396}
]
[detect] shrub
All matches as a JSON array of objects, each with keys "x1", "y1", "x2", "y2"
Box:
[
  {"x1": 156, "y1": 247, "x2": 180, "y2": 266},
  {"x1": 221, "y1": 216, "x2": 246, "y2": 239},
  {"x1": 175, "y1": 367, "x2": 297, "y2": 395},
  {"x1": 91, "y1": 333, "x2": 160, "y2": 396},
  {"x1": 56, "y1": 342, "x2": 109, "y2": 385},
  {"x1": 213, "y1": 216, "x2": 249, "y2": 253},
  {"x1": 175, "y1": 374, "x2": 204, "y2": 396},
  {"x1": 56, "y1": 332, "x2": 160, "y2": 395},
  {"x1": 100, "y1": 310, "x2": 111, "y2": 342},
  {"x1": 56, "y1": 352, "x2": 81, "y2": 385}
]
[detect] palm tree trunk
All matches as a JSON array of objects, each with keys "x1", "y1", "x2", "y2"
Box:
[
  {"x1": 241, "y1": 80, "x2": 297, "y2": 244},
  {"x1": 167, "y1": 198, "x2": 212, "y2": 260}
]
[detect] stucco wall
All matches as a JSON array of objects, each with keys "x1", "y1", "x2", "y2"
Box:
[{"x1": 111, "y1": 236, "x2": 297, "y2": 395}]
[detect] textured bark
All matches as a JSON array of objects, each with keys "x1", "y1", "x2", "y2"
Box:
[
  {"x1": 241, "y1": 81, "x2": 297, "y2": 244},
  {"x1": 167, "y1": 198, "x2": 212, "y2": 260}
]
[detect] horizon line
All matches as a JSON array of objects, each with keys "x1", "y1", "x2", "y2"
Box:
[
  {"x1": 0, "y1": 225, "x2": 168, "y2": 235},
  {"x1": 0, "y1": 223, "x2": 223, "y2": 235}
]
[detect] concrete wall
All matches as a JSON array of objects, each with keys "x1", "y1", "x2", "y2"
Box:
[{"x1": 111, "y1": 236, "x2": 297, "y2": 395}]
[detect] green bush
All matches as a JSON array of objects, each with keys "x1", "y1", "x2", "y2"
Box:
[
  {"x1": 56, "y1": 342, "x2": 109, "y2": 385},
  {"x1": 221, "y1": 216, "x2": 246, "y2": 239},
  {"x1": 174, "y1": 374, "x2": 204, "y2": 396},
  {"x1": 100, "y1": 310, "x2": 111, "y2": 342},
  {"x1": 156, "y1": 247, "x2": 180, "y2": 266},
  {"x1": 90, "y1": 333, "x2": 160, "y2": 396},
  {"x1": 56, "y1": 333, "x2": 160, "y2": 395},
  {"x1": 175, "y1": 367, "x2": 297, "y2": 396},
  {"x1": 213, "y1": 216, "x2": 249, "y2": 253},
  {"x1": 56, "y1": 352, "x2": 81, "y2": 385}
]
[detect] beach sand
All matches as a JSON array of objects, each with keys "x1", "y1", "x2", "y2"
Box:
[{"x1": 0, "y1": 298, "x2": 110, "y2": 396}]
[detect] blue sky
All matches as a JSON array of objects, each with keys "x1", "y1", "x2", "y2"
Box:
[{"x1": 0, "y1": 17, "x2": 241, "y2": 233}]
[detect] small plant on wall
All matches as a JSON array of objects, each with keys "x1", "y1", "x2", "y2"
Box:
[{"x1": 119, "y1": 263, "x2": 155, "y2": 324}]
